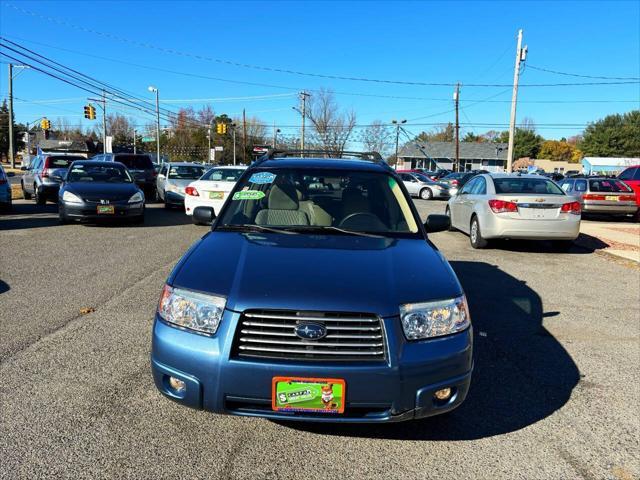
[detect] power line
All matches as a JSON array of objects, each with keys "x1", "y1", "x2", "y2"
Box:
[
  {"x1": 5, "y1": 3, "x2": 639, "y2": 87},
  {"x1": 527, "y1": 64, "x2": 640, "y2": 81}
]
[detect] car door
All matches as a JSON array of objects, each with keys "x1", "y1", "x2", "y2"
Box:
[
  {"x1": 24, "y1": 156, "x2": 40, "y2": 193},
  {"x1": 156, "y1": 164, "x2": 168, "y2": 199},
  {"x1": 457, "y1": 177, "x2": 482, "y2": 231},
  {"x1": 468, "y1": 176, "x2": 487, "y2": 224},
  {"x1": 399, "y1": 173, "x2": 419, "y2": 196},
  {"x1": 451, "y1": 177, "x2": 478, "y2": 233}
]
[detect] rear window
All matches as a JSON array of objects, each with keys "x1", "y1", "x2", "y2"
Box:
[
  {"x1": 45, "y1": 156, "x2": 84, "y2": 168},
  {"x1": 619, "y1": 167, "x2": 639, "y2": 181},
  {"x1": 201, "y1": 168, "x2": 246, "y2": 182},
  {"x1": 114, "y1": 155, "x2": 153, "y2": 170},
  {"x1": 493, "y1": 177, "x2": 564, "y2": 195},
  {"x1": 589, "y1": 179, "x2": 632, "y2": 192},
  {"x1": 168, "y1": 165, "x2": 206, "y2": 180}
]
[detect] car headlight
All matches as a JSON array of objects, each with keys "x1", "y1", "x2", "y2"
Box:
[
  {"x1": 128, "y1": 191, "x2": 144, "y2": 203},
  {"x1": 62, "y1": 191, "x2": 83, "y2": 204},
  {"x1": 157, "y1": 285, "x2": 226, "y2": 335},
  {"x1": 400, "y1": 295, "x2": 470, "y2": 340}
]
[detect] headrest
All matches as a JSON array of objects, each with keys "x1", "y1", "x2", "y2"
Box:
[{"x1": 268, "y1": 184, "x2": 299, "y2": 210}]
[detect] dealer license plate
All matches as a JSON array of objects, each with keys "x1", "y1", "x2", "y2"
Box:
[
  {"x1": 272, "y1": 377, "x2": 346, "y2": 414},
  {"x1": 605, "y1": 195, "x2": 618, "y2": 201},
  {"x1": 96, "y1": 205, "x2": 115, "y2": 214},
  {"x1": 209, "y1": 191, "x2": 224, "y2": 200}
]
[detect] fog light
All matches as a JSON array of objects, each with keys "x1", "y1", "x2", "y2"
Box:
[
  {"x1": 434, "y1": 388, "x2": 452, "y2": 401},
  {"x1": 169, "y1": 376, "x2": 186, "y2": 393}
]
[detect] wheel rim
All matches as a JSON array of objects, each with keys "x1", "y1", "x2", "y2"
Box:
[
  {"x1": 421, "y1": 189, "x2": 431, "y2": 199},
  {"x1": 471, "y1": 221, "x2": 478, "y2": 243}
]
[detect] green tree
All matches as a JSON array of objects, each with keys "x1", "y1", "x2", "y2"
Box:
[
  {"x1": 496, "y1": 128, "x2": 543, "y2": 159},
  {"x1": 462, "y1": 132, "x2": 484, "y2": 142},
  {"x1": 414, "y1": 123, "x2": 454, "y2": 143},
  {"x1": 0, "y1": 99, "x2": 24, "y2": 161},
  {"x1": 579, "y1": 110, "x2": 640, "y2": 157}
]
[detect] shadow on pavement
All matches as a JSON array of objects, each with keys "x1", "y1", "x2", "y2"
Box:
[
  {"x1": 279, "y1": 261, "x2": 580, "y2": 440},
  {"x1": 0, "y1": 280, "x2": 9, "y2": 295},
  {"x1": 490, "y1": 236, "x2": 608, "y2": 254},
  {"x1": 0, "y1": 201, "x2": 193, "y2": 230}
]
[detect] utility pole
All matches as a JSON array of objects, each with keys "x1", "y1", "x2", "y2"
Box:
[
  {"x1": 148, "y1": 86, "x2": 161, "y2": 164},
  {"x1": 299, "y1": 91, "x2": 310, "y2": 154},
  {"x1": 242, "y1": 109, "x2": 247, "y2": 164},
  {"x1": 8, "y1": 64, "x2": 15, "y2": 168},
  {"x1": 232, "y1": 123, "x2": 237, "y2": 165},
  {"x1": 133, "y1": 128, "x2": 137, "y2": 154},
  {"x1": 454, "y1": 83, "x2": 460, "y2": 172},
  {"x1": 507, "y1": 29, "x2": 527, "y2": 172},
  {"x1": 392, "y1": 119, "x2": 406, "y2": 169},
  {"x1": 101, "y1": 90, "x2": 107, "y2": 153},
  {"x1": 273, "y1": 122, "x2": 280, "y2": 148}
]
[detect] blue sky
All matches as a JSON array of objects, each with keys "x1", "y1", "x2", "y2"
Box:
[{"x1": 1, "y1": 0, "x2": 639, "y2": 144}]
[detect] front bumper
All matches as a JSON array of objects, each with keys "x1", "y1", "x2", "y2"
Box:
[
  {"x1": 151, "y1": 311, "x2": 473, "y2": 423},
  {"x1": 60, "y1": 201, "x2": 144, "y2": 220},
  {"x1": 165, "y1": 191, "x2": 185, "y2": 206}
]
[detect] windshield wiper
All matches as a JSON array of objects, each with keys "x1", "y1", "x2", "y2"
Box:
[
  {"x1": 217, "y1": 224, "x2": 299, "y2": 235},
  {"x1": 288, "y1": 225, "x2": 385, "y2": 238}
]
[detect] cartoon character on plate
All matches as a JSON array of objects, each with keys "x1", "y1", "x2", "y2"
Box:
[{"x1": 321, "y1": 384, "x2": 337, "y2": 410}]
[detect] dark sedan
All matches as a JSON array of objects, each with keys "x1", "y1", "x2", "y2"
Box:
[{"x1": 58, "y1": 161, "x2": 145, "y2": 224}]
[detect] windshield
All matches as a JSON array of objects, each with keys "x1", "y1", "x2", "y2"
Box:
[
  {"x1": 443, "y1": 173, "x2": 463, "y2": 180},
  {"x1": 201, "y1": 168, "x2": 246, "y2": 182},
  {"x1": 413, "y1": 173, "x2": 434, "y2": 183},
  {"x1": 67, "y1": 164, "x2": 132, "y2": 183},
  {"x1": 168, "y1": 165, "x2": 206, "y2": 180},
  {"x1": 114, "y1": 155, "x2": 153, "y2": 170},
  {"x1": 217, "y1": 168, "x2": 419, "y2": 235},
  {"x1": 493, "y1": 177, "x2": 564, "y2": 195},
  {"x1": 46, "y1": 156, "x2": 84, "y2": 168},
  {"x1": 589, "y1": 179, "x2": 632, "y2": 192}
]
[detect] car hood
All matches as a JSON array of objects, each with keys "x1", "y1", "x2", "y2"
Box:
[
  {"x1": 64, "y1": 182, "x2": 140, "y2": 200},
  {"x1": 170, "y1": 232, "x2": 462, "y2": 317}
]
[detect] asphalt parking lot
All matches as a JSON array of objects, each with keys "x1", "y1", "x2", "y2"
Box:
[{"x1": 1, "y1": 199, "x2": 638, "y2": 480}]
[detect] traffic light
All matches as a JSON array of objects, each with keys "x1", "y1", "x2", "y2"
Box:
[
  {"x1": 41, "y1": 118, "x2": 51, "y2": 130},
  {"x1": 216, "y1": 122, "x2": 227, "y2": 134},
  {"x1": 84, "y1": 105, "x2": 96, "y2": 120}
]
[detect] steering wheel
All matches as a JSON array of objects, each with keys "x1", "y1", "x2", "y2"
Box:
[{"x1": 338, "y1": 212, "x2": 385, "y2": 230}]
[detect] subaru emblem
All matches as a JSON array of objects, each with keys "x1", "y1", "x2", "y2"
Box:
[{"x1": 294, "y1": 322, "x2": 327, "y2": 340}]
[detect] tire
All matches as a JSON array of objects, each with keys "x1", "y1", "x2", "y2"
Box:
[
  {"x1": 419, "y1": 188, "x2": 433, "y2": 200},
  {"x1": 34, "y1": 186, "x2": 46, "y2": 205},
  {"x1": 469, "y1": 216, "x2": 489, "y2": 249},
  {"x1": 22, "y1": 182, "x2": 32, "y2": 200},
  {"x1": 192, "y1": 215, "x2": 205, "y2": 226},
  {"x1": 445, "y1": 206, "x2": 455, "y2": 231}
]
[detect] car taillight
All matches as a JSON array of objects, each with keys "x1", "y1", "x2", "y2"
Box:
[
  {"x1": 451, "y1": 180, "x2": 459, "y2": 185},
  {"x1": 560, "y1": 201, "x2": 581, "y2": 215},
  {"x1": 619, "y1": 195, "x2": 636, "y2": 201},
  {"x1": 582, "y1": 194, "x2": 605, "y2": 200},
  {"x1": 41, "y1": 168, "x2": 50, "y2": 178},
  {"x1": 488, "y1": 199, "x2": 518, "y2": 213},
  {"x1": 185, "y1": 186, "x2": 199, "y2": 196}
]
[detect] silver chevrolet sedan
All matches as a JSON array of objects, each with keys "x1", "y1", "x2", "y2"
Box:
[
  {"x1": 446, "y1": 174, "x2": 581, "y2": 249},
  {"x1": 398, "y1": 172, "x2": 451, "y2": 200}
]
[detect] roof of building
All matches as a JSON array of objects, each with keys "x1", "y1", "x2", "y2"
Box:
[
  {"x1": 581, "y1": 157, "x2": 640, "y2": 166},
  {"x1": 399, "y1": 141, "x2": 508, "y2": 160}
]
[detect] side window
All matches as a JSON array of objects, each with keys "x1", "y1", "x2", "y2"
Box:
[
  {"x1": 33, "y1": 157, "x2": 43, "y2": 171},
  {"x1": 619, "y1": 168, "x2": 634, "y2": 180},
  {"x1": 160, "y1": 165, "x2": 168, "y2": 176},
  {"x1": 574, "y1": 180, "x2": 587, "y2": 192},
  {"x1": 472, "y1": 177, "x2": 486, "y2": 195},
  {"x1": 633, "y1": 167, "x2": 640, "y2": 180},
  {"x1": 461, "y1": 178, "x2": 477, "y2": 194},
  {"x1": 399, "y1": 173, "x2": 412, "y2": 182}
]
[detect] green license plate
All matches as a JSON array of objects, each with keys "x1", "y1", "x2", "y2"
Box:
[
  {"x1": 209, "y1": 191, "x2": 224, "y2": 199},
  {"x1": 96, "y1": 205, "x2": 115, "y2": 214},
  {"x1": 272, "y1": 377, "x2": 345, "y2": 414}
]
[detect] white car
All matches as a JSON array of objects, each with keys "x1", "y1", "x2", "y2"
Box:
[
  {"x1": 184, "y1": 166, "x2": 247, "y2": 223},
  {"x1": 446, "y1": 173, "x2": 581, "y2": 249}
]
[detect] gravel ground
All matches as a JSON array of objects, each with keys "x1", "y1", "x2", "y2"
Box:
[{"x1": 1, "y1": 198, "x2": 638, "y2": 480}]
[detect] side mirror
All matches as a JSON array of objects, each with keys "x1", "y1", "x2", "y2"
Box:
[
  {"x1": 424, "y1": 214, "x2": 450, "y2": 233},
  {"x1": 193, "y1": 206, "x2": 216, "y2": 225},
  {"x1": 6, "y1": 171, "x2": 15, "y2": 177}
]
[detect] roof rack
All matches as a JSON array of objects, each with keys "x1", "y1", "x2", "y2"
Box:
[{"x1": 257, "y1": 149, "x2": 385, "y2": 163}]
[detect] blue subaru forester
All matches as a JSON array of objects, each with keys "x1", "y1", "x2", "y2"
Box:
[{"x1": 151, "y1": 150, "x2": 473, "y2": 422}]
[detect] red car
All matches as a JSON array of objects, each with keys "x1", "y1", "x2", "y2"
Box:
[{"x1": 618, "y1": 165, "x2": 640, "y2": 205}]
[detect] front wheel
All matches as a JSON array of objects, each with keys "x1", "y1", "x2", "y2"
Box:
[
  {"x1": 470, "y1": 216, "x2": 489, "y2": 249},
  {"x1": 445, "y1": 206, "x2": 455, "y2": 231},
  {"x1": 420, "y1": 188, "x2": 433, "y2": 200},
  {"x1": 34, "y1": 187, "x2": 46, "y2": 205}
]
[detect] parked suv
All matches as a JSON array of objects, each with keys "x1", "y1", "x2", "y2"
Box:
[
  {"x1": 21, "y1": 153, "x2": 85, "y2": 204},
  {"x1": 92, "y1": 153, "x2": 156, "y2": 199},
  {"x1": 151, "y1": 150, "x2": 473, "y2": 423}
]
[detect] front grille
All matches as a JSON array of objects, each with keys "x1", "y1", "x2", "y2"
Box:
[{"x1": 232, "y1": 309, "x2": 386, "y2": 361}]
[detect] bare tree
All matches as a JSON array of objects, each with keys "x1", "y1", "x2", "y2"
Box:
[
  {"x1": 358, "y1": 120, "x2": 393, "y2": 155},
  {"x1": 520, "y1": 117, "x2": 536, "y2": 132},
  {"x1": 305, "y1": 88, "x2": 356, "y2": 155}
]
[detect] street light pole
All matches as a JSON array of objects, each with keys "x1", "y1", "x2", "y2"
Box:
[
  {"x1": 148, "y1": 86, "x2": 161, "y2": 164},
  {"x1": 232, "y1": 123, "x2": 237, "y2": 165}
]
